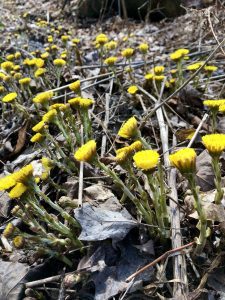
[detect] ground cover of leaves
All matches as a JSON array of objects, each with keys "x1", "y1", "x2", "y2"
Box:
[{"x1": 1, "y1": 1, "x2": 225, "y2": 300}]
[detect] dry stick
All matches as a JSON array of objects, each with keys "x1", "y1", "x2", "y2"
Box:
[
  {"x1": 78, "y1": 125, "x2": 84, "y2": 207},
  {"x1": 140, "y1": 37, "x2": 225, "y2": 127},
  {"x1": 169, "y1": 136, "x2": 188, "y2": 299},
  {"x1": 187, "y1": 114, "x2": 209, "y2": 148},
  {"x1": 126, "y1": 241, "x2": 195, "y2": 282},
  {"x1": 101, "y1": 79, "x2": 113, "y2": 156}
]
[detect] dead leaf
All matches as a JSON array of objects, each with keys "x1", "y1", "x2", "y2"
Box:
[
  {"x1": 74, "y1": 197, "x2": 136, "y2": 242},
  {"x1": 12, "y1": 121, "x2": 28, "y2": 155},
  {"x1": 196, "y1": 150, "x2": 215, "y2": 192}
]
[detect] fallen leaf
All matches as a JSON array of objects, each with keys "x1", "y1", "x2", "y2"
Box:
[{"x1": 196, "y1": 150, "x2": 215, "y2": 192}]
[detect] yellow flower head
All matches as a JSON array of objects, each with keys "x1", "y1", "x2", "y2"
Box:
[
  {"x1": 187, "y1": 62, "x2": 203, "y2": 71},
  {"x1": 154, "y1": 75, "x2": 165, "y2": 82},
  {"x1": 41, "y1": 157, "x2": 53, "y2": 180},
  {"x1": 3, "y1": 223, "x2": 15, "y2": 238},
  {"x1": 6, "y1": 54, "x2": 15, "y2": 61},
  {"x1": 49, "y1": 103, "x2": 68, "y2": 111},
  {"x1": 153, "y1": 65, "x2": 164, "y2": 75},
  {"x1": 14, "y1": 73, "x2": 22, "y2": 80},
  {"x1": 170, "y1": 48, "x2": 189, "y2": 61},
  {"x1": 69, "y1": 80, "x2": 81, "y2": 92},
  {"x1": 41, "y1": 52, "x2": 49, "y2": 59},
  {"x1": 203, "y1": 100, "x2": 225, "y2": 111},
  {"x1": 204, "y1": 65, "x2": 218, "y2": 73},
  {"x1": 68, "y1": 97, "x2": 94, "y2": 109},
  {"x1": 0, "y1": 175, "x2": 16, "y2": 191},
  {"x1": 104, "y1": 56, "x2": 117, "y2": 66},
  {"x1": 116, "y1": 141, "x2": 142, "y2": 163},
  {"x1": 19, "y1": 77, "x2": 31, "y2": 86},
  {"x1": 104, "y1": 41, "x2": 117, "y2": 50},
  {"x1": 35, "y1": 58, "x2": 45, "y2": 68},
  {"x1": 139, "y1": 43, "x2": 148, "y2": 53},
  {"x1": 121, "y1": 48, "x2": 134, "y2": 58},
  {"x1": 13, "y1": 236, "x2": 24, "y2": 248},
  {"x1": 0, "y1": 72, "x2": 7, "y2": 81},
  {"x1": 34, "y1": 68, "x2": 46, "y2": 77},
  {"x1": 72, "y1": 38, "x2": 80, "y2": 44},
  {"x1": 15, "y1": 52, "x2": 21, "y2": 59},
  {"x1": 0, "y1": 85, "x2": 5, "y2": 93},
  {"x1": 74, "y1": 140, "x2": 96, "y2": 162},
  {"x1": 61, "y1": 35, "x2": 69, "y2": 42},
  {"x1": 118, "y1": 117, "x2": 138, "y2": 139},
  {"x1": 33, "y1": 91, "x2": 54, "y2": 104},
  {"x1": 53, "y1": 58, "x2": 66, "y2": 67},
  {"x1": 42, "y1": 109, "x2": 57, "y2": 123},
  {"x1": 219, "y1": 104, "x2": 225, "y2": 113},
  {"x1": 145, "y1": 73, "x2": 154, "y2": 80},
  {"x1": 1, "y1": 61, "x2": 14, "y2": 72},
  {"x1": 30, "y1": 132, "x2": 44, "y2": 143},
  {"x1": 127, "y1": 85, "x2": 138, "y2": 95},
  {"x1": 133, "y1": 150, "x2": 159, "y2": 171},
  {"x1": 32, "y1": 120, "x2": 45, "y2": 132},
  {"x1": 169, "y1": 148, "x2": 196, "y2": 174},
  {"x1": 202, "y1": 134, "x2": 225, "y2": 156},
  {"x1": 2, "y1": 92, "x2": 17, "y2": 103},
  {"x1": 9, "y1": 182, "x2": 28, "y2": 198},
  {"x1": 95, "y1": 34, "x2": 108, "y2": 45}
]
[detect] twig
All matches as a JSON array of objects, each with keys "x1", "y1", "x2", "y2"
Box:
[
  {"x1": 187, "y1": 113, "x2": 209, "y2": 148},
  {"x1": 126, "y1": 241, "x2": 195, "y2": 282},
  {"x1": 78, "y1": 125, "x2": 84, "y2": 207},
  {"x1": 101, "y1": 79, "x2": 113, "y2": 156}
]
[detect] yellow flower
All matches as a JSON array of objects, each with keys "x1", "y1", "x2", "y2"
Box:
[
  {"x1": 68, "y1": 97, "x2": 94, "y2": 108},
  {"x1": 219, "y1": 104, "x2": 225, "y2": 113},
  {"x1": 14, "y1": 73, "x2": 22, "y2": 80},
  {"x1": 30, "y1": 133, "x2": 44, "y2": 143},
  {"x1": 32, "y1": 120, "x2": 45, "y2": 132},
  {"x1": 72, "y1": 38, "x2": 80, "y2": 44},
  {"x1": 0, "y1": 175, "x2": 16, "y2": 191},
  {"x1": 53, "y1": 58, "x2": 66, "y2": 67},
  {"x1": 9, "y1": 182, "x2": 28, "y2": 198},
  {"x1": 41, "y1": 157, "x2": 53, "y2": 180},
  {"x1": 129, "y1": 140, "x2": 142, "y2": 152},
  {"x1": 118, "y1": 116, "x2": 138, "y2": 139},
  {"x1": 203, "y1": 100, "x2": 225, "y2": 110},
  {"x1": 69, "y1": 80, "x2": 81, "y2": 92},
  {"x1": 48, "y1": 35, "x2": 53, "y2": 43},
  {"x1": 1, "y1": 61, "x2": 14, "y2": 72},
  {"x1": 74, "y1": 140, "x2": 96, "y2": 162},
  {"x1": 139, "y1": 43, "x2": 148, "y2": 53},
  {"x1": 0, "y1": 85, "x2": 5, "y2": 93},
  {"x1": 202, "y1": 134, "x2": 225, "y2": 156},
  {"x1": 121, "y1": 48, "x2": 134, "y2": 58},
  {"x1": 13, "y1": 65, "x2": 20, "y2": 71},
  {"x1": 3, "y1": 223, "x2": 15, "y2": 238},
  {"x1": 2, "y1": 92, "x2": 17, "y2": 103},
  {"x1": 15, "y1": 52, "x2": 21, "y2": 59},
  {"x1": 187, "y1": 62, "x2": 203, "y2": 71},
  {"x1": 49, "y1": 103, "x2": 68, "y2": 111},
  {"x1": 12, "y1": 164, "x2": 33, "y2": 183},
  {"x1": 34, "y1": 68, "x2": 46, "y2": 77},
  {"x1": 133, "y1": 150, "x2": 159, "y2": 171},
  {"x1": 170, "y1": 48, "x2": 189, "y2": 61},
  {"x1": 0, "y1": 72, "x2": 7, "y2": 81},
  {"x1": 51, "y1": 45, "x2": 58, "y2": 51},
  {"x1": 204, "y1": 65, "x2": 218, "y2": 72},
  {"x1": 104, "y1": 56, "x2": 117, "y2": 66},
  {"x1": 95, "y1": 34, "x2": 108, "y2": 45},
  {"x1": 154, "y1": 75, "x2": 165, "y2": 82},
  {"x1": 33, "y1": 91, "x2": 54, "y2": 104},
  {"x1": 41, "y1": 52, "x2": 49, "y2": 59},
  {"x1": 35, "y1": 58, "x2": 45, "y2": 68},
  {"x1": 104, "y1": 41, "x2": 117, "y2": 50},
  {"x1": 42, "y1": 109, "x2": 57, "y2": 122},
  {"x1": 19, "y1": 77, "x2": 31, "y2": 85},
  {"x1": 116, "y1": 141, "x2": 142, "y2": 163},
  {"x1": 61, "y1": 35, "x2": 69, "y2": 42},
  {"x1": 127, "y1": 85, "x2": 138, "y2": 95},
  {"x1": 6, "y1": 54, "x2": 15, "y2": 61},
  {"x1": 13, "y1": 236, "x2": 24, "y2": 248},
  {"x1": 169, "y1": 148, "x2": 196, "y2": 174},
  {"x1": 153, "y1": 65, "x2": 164, "y2": 75},
  {"x1": 145, "y1": 73, "x2": 154, "y2": 80}
]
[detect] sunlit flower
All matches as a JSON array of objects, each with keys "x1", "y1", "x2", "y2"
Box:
[
  {"x1": 74, "y1": 140, "x2": 96, "y2": 162},
  {"x1": 104, "y1": 56, "x2": 117, "y2": 66},
  {"x1": 19, "y1": 77, "x2": 31, "y2": 86},
  {"x1": 9, "y1": 182, "x2": 28, "y2": 198},
  {"x1": 33, "y1": 91, "x2": 53, "y2": 104},
  {"x1": 53, "y1": 58, "x2": 66, "y2": 66},
  {"x1": 145, "y1": 73, "x2": 154, "y2": 80},
  {"x1": 154, "y1": 75, "x2": 165, "y2": 82},
  {"x1": 30, "y1": 133, "x2": 44, "y2": 143},
  {"x1": 3, "y1": 223, "x2": 15, "y2": 238},
  {"x1": 34, "y1": 68, "x2": 46, "y2": 77},
  {"x1": 118, "y1": 116, "x2": 138, "y2": 139},
  {"x1": 13, "y1": 236, "x2": 24, "y2": 248},
  {"x1": 1, "y1": 61, "x2": 14, "y2": 72},
  {"x1": 202, "y1": 134, "x2": 225, "y2": 156},
  {"x1": 204, "y1": 65, "x2": 218, "y2": 73},
  {"x1": 187, "y1": 62, "x2": 203, "y2": 71},
  {"x1": 170, "y1": 48, "x2": 189, "y2": 61},
  {"x1": 203, "y1": 100, "x2": 225, "y2": 111},
  {"x1": 153, "y1": 65, "x2": 164, "y2": 75},
  {"x1": 169, "y1": 148, "x2": 196, "y2": 174},
  {"x1": 133, "y1": 150, "x2": 159, "y2": 171},
  {"x1": 69, "y1": 80, "x2": 81, "y2": 92},
  {"x1": 104, "y1": 41, "x2": 117, "y2": 50},
  {"x1": 95, "y1": 33, "x2": 108, "y2": 45},
  {"x1": 6, "y1": 54, "x2": 15, "y2": 61},
  {"x1": 127, "y1": 85, "x2": 138, "y2": 95},
  {"x1": 121, "y1": 48, "x2": 134, "y2": 58},
  {"x1": 32, "y1": 120, "x2": 45, "y2": 132},
  {"x1": 139, "y1": 43, "x2": 148, "y2": 53},
  {"x1": 41, "y1": 52, "x2": 49, "y2": 59},
  {"x1": 2, "y1": 92, "x2": 17, "y2": 103},
  {"x1": 42, "y1": 109, "x2": 57, "y2": 122}
]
